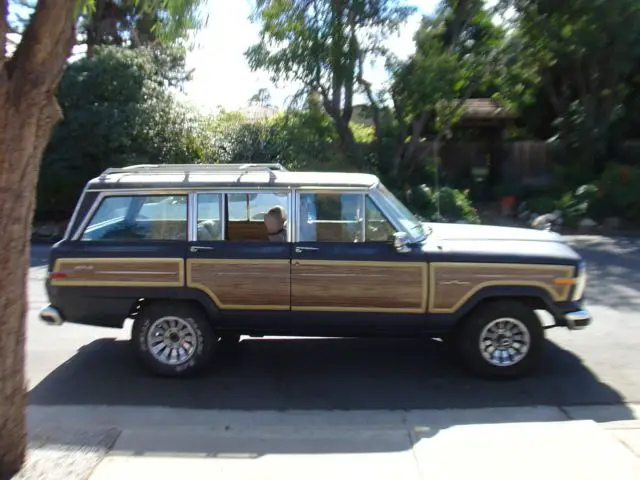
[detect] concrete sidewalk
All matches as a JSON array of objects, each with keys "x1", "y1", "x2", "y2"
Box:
[{"x1": 19, "y1": 404, "x2": 640, "y2": 480}]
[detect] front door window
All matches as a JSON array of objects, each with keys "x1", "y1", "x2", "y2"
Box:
[
  {"x1": 298, "y1": 192, "x2": 363, "y2": 242},
  {"x1": 298, "y1": 192, "x2": 396, "y2": 243}
]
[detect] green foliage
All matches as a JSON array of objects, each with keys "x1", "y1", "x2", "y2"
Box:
[
  {"x1": 526, "y1": 196, "x2": 556, "y2": 215},
  {"x1": 552, "y1": 184, "x2": 599, "y2": 227},
  {"x1": 434, "y1": 187, "x2": 480, "y2": 224},
  {"x1": 404, "y1": 184, "x2": 479, "y2": 224},
  {"x1": 594, "y1": 164, "x2": 640, "y2": 222},
  {"x1": 36, "y1": 46, "x2": 210, "y2": 220},
  {"x1": 504, "y1": 0, "x2": 640, "y2": 175},
  {"x1": 203, "y1": 108, "x2": 349, "y2": 171},
  {"x1": 10, "y1": 0, "x2": 208, "y2": 51},
  {"x1": 246, "y1": 0, "x2": 415, "y2": 166}
]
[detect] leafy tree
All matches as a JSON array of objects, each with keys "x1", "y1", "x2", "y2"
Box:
[
  {"x1": 0, "y1": 0, "x2": 207, "y2": 476},
  {"x1": 9, "y1": 0, "x2": 206, "y2": 57},
  {"x1": 249, "y1": 87, "x2": 272, "y2": 107},
  {"x1": 383, "y1": 0, "x2": 506, "y2": 193},
  {"x1": 205, "y1": 106, "x2": 346, "y2": 171},
  {"x1": 501, "y1": 0, "x2": 640, "y2": 181},
  {"x1": 37, "y1": 46, "x2": 209, "y2": 220},
  {"x1": 246, "y1": 0, "x2": 507, "y2": 196},
  {"x1": 246, "y1": 0, "x2": 414, "y2": 168}
]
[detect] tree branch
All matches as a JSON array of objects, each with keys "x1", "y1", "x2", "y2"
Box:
[
  {"x1": 6, "y1": 0, "x2": 77, "y2": 92},
  {"x1": 542, "y1": 72, "x2": 562, "y2": 117},
  {"x1": 356, "y1": 52, "x2": 381, "y2": 144}
]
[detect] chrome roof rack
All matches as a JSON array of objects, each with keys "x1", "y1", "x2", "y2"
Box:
[{"x1": 100, "y1": 163, "x2": 288, "y2": 176}]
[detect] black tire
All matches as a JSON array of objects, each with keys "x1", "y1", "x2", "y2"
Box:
[
  {"x1": 455, "y1": 299, "x2": 544, "y2": 379},
  {"x1": 132, "y1": 301, "x2": 216, "y2": 377}
]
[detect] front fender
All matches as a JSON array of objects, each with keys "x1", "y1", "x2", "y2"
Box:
[{"x1": 448, "y1": 285, "x2": 558, "y2": 322}]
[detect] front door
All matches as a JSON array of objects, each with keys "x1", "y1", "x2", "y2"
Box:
[
  {"x1": 291, "y1": 190, "x2": 428, "y2": 318},
  {"x1": 186, "y1": 190, "x2": 292, "y2": 322}
]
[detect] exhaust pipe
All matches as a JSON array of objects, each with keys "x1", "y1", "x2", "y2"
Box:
[{"x1": 39, "y1": 305, "x2": 64, "y2": 326}]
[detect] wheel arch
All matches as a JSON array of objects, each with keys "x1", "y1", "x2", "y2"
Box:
[
  {"x1": 132, "y1": 290, "x2": 222, "y2": 326},
  {"x1": 449, "y1": 285, "x2": 556, "y2": 329}
]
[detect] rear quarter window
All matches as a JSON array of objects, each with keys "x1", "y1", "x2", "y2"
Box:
[{"x1": 80, "y1": 195, "x2": 188, "y2": 241}]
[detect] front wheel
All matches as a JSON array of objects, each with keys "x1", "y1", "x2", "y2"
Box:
[
  {"x1": 132, "y1": 301, "x2": 216, "y2": 377},
  {"x1": 455, "y1": 300, "x2": 544, "y2": 379}
]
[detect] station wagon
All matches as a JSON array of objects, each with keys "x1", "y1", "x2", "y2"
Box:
[{"x1": 40, "y1": 163, "x2": 591, "y2": 379}]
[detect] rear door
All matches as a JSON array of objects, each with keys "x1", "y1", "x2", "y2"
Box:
[{"x1": 185, "y1": 189, "x2": 292, "y2": 324}]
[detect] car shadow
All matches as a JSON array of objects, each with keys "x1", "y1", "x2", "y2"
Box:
[
  {"x1": 27, "y1": 336, "x2": 637, "y2": 457},
  {"x1": 29, "y1": 336, "x2": 630, "y2": 411}
]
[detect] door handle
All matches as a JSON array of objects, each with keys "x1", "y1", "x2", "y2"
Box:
[
  {"x1": 190, "y1": 245, "x2": 214, "y2": 252},
  {"x1": 295, "y1": 246, "x2": 319, "y2": 253}
]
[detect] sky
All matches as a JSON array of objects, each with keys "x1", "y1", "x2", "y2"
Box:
[{"x1": 181, "y1": 0, "x2": 441, "y2": 113}]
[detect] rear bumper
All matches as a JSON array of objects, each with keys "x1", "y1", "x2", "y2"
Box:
[{"x1": 39, "y1": 304, "x2": 65, "y2": 326}]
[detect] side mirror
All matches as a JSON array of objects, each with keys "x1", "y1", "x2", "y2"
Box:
[{"x1": 393, "y1": 232, "x2": 411, "y2": 253}]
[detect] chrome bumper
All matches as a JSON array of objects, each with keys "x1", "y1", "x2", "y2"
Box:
[
  {"x1": 39, "y1": 305, "x2": 64, "y2": 326},
  {"x1": 564, "y1": 309, "x2": 591, "y2": 330}
]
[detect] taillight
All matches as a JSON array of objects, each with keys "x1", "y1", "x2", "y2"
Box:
[{"x1": 48, "y1": 272, "x2": 67, "y2": 280}]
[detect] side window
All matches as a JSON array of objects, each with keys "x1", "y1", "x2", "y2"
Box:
[
  {"x1": 226, "y1": 191, "x2": 289, "y2": 241},
  {"x1": 196, "y1": 193, "x2": 223, "y2": 241},
  {"x1": 364, "y1": 196, "x2": 397, "y2": 242},
  {"x1": 298, "y1": 192, "x2": 364, "y2": 242},
  {"x1": 81, "y1": 195, "x2": 187, "y2": 241}
]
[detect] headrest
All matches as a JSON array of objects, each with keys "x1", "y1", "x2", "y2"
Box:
[{"x1": 264, "y1": 206, "x2": 286, "y2": 234}]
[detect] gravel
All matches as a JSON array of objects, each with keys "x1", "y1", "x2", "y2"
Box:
[{"x1": 13, "y1": 428, "x2": 121, "y2": 480}]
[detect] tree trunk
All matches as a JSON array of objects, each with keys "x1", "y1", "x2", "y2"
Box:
[{"x1": 0, "y1": 0, "x2": 76, "y2": 477}]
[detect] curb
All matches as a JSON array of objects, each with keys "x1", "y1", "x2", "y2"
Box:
[{"x1": 20, "y1": 404, "x2": 640, "y2": 480}]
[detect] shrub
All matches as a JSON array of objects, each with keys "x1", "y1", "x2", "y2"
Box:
[
  {"x1": 435, "y1": 187, "x2": 480, "y2": 224},
  {"x1": 555, "y1": 184, "x2": 599, "y2": 227},
  {"x1": 592, "y1": 164, "x2": 640, "y2": 223},
  {"x1": 526, "y1": 195, "x2": 556, "y2": 215},
  {"x1": 404, "y1": 186, "x2": 480, "y2": 224},
  {"x1": 36, "y1": 47, "x2": 211, "y2": 220}
]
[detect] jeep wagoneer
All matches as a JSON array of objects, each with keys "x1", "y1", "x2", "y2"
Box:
[{"x1": 40, "y1": 163, "x2": 591, "y2": 379}]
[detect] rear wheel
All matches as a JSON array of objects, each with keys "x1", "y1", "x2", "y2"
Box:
[
  {"x1": 455, "y1": 300, "x2": 544, "y2": 379},
  {"x1": 132, "y1": 301, "x2": 216, "y2": 377}
]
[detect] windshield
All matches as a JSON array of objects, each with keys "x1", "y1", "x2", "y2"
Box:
[{"x1": 376, "y1": 183, "x2": 426, "y2": 242}]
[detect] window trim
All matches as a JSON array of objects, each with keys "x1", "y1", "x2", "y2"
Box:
[
  {"x1": 75, "y1": 192, "x2": 190, "y2": 242},
  {"x1": 190, "y1": 191, "x2": 225, "y2": 242},
  {"x1": 62, "y1": 188, "x2": 89, "y2": 241}
]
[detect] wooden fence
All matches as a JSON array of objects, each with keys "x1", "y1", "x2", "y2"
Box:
[
  {"x1": 413, "y1": 140, "x2": 640, "y2": 187},
  {"x1": 414, "y1": 140, "x2": 557, "y2": 187}
]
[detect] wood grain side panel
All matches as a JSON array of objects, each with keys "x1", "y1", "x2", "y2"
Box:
[
  {"x1": 292, "y1": 261, "x2": 427, "y2": 312},
  {"x1": 187, "y1": 260, "x2": 290, "y2": 310},
  {"x1": 52, "y1": 258, "x2": 184, "y2": 286},
  {"x1": 429, "y1": 263, "x2": 576, "y2": 313}
]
